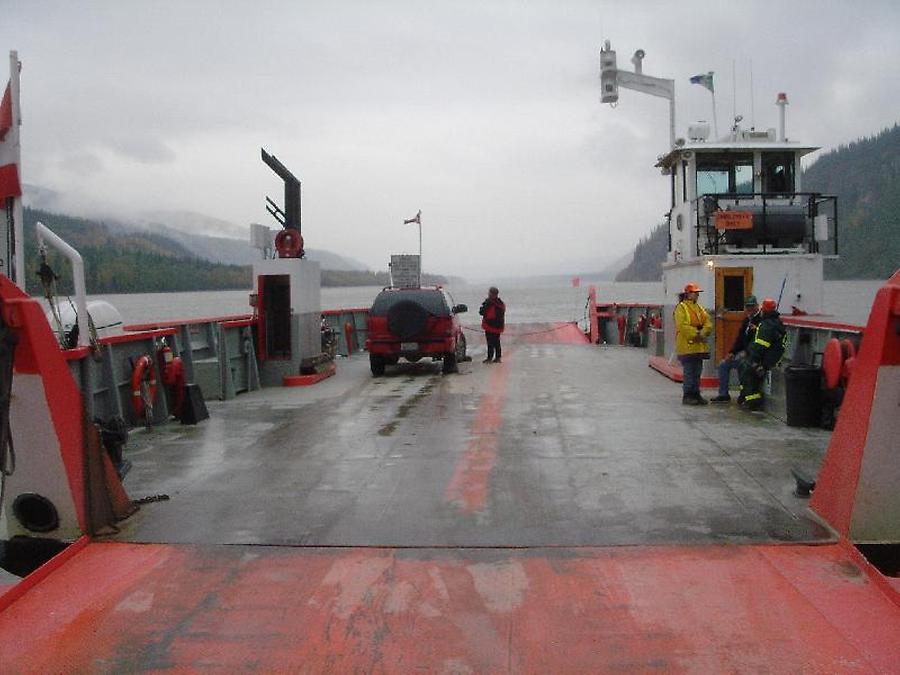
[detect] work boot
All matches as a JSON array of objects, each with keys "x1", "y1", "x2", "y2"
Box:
[
  {"x1": 710, "y1": 394, "x2": 731, "y2": 403},
  {"x1": 482, "y1": 358, "x2": 493, "y2": 363},
  {"x1": 493, "y1": 358, "x2": 502, "y2": 363},
  {"x1": 682, "y1": 394, "x2": 700, "y2": 406},
  {"x1": 695, "y1": 394, "x2": 709, "y2": 405},
  {"x1": 744, "y1": 398, "x2": 763, "y2": 412}
]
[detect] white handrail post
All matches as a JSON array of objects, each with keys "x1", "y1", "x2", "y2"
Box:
[
  {"x1": 35, "y1": 221, "x2": 90, "y2": 348},
  {"x1": 7, "y1": 50, "x2": 25, "y2": 287}
]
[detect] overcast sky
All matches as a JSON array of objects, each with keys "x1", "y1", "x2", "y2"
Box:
[{"x1": 3, "y1": 1, "x2": 898, "y2": 278}]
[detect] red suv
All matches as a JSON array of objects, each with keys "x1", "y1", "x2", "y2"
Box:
[{"x1": 366, "y1": 287, "x2": 468, "y2": 375}]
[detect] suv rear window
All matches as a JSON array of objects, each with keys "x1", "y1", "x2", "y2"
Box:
[{"x1": 370, "y1": 289, "x2": 450, "y2": 317}]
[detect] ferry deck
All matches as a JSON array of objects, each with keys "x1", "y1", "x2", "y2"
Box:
[{"x1": 2, "y1": 321, "x2": 898, "y2": 672}]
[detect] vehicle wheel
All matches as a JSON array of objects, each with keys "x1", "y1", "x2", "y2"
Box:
[
  {"x1": 387, "y1": 301, "x2": 428, "y2": 340},
  {"x1": 370, "y1": 353, "x2": 386, "y2": 376},
  {"x1": 442, "y1": 352, "x2": 458, "y2": 374}
]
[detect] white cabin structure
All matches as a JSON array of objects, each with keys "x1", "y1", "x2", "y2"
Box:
[{"x1": 600, "y1": 42, "x2": 838, "y2": 369}]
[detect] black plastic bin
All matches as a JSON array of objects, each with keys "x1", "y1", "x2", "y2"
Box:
[{"x1": 784, "y1": 365, "x2": 823, "y2": 427}]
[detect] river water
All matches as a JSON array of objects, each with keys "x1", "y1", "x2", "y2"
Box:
[{"x1": 83, "y1": 278, "x2": 886, "y2": 329}]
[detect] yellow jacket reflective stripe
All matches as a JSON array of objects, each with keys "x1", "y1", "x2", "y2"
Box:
[{"x1": 754, "y1": 337, "x2": 771, "y2": 347}]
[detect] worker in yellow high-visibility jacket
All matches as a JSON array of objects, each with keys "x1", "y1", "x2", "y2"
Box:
[{"x1": 674, "y1": 282, "x2": 712, "y2": 405}]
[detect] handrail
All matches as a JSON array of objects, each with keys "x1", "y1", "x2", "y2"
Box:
[
  {"x1": 692, "y1": 192, "x2": 838, "y2": 256},
  {"x1": 35, "y1": 222, "x2": 90, "y2": 348}
]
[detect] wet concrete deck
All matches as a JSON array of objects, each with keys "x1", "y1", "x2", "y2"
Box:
[{"x1": 115, "y1": 324, "x2": 833, "y2": 548}]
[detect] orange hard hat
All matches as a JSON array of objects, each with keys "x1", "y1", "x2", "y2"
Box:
[
  {"x1": 761, "y1": 297, "x2": 777, "y2": 312},
  {"x1": 683, "y1": 282, "x2": 703, "y2": 293}
]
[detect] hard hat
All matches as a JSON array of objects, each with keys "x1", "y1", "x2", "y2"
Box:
[
  {"x1": 761, "y1": 297, "x2": 777, "y2": 312},
  {"x1": 683, "y1": 282, "x2": 703, "y2": 293},
  {"x1": 744, "y1": 295, "x2": 759, "y2": 306}
]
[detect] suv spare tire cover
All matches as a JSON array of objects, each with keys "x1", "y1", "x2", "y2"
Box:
[{"x1": 388, "y1": 300, "x2": 429, "y2": 340}]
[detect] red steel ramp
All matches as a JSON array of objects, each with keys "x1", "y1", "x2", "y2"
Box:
[{"x1": 0, "y1": 541, "x2": 899, "y2": 673}]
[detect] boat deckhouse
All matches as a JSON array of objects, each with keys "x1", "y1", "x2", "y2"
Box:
[{"x1": 600, "y1": 41, "x2": 838, "y2": 367}]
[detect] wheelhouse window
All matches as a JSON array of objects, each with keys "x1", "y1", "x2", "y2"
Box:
[
  {"x1": 762, "y1": 152, "x2": 795, "y2": 193},
  {"x1": 695, "y1": 153, "x2": 754, "y2": 196}
]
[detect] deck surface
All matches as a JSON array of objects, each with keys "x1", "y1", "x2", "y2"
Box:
[
  {"x1": 3, "y1": 324, "x2": 898, "y2": 673},
  {"x1": 115, "y1": 323, "x2": 831, "y2": 548}
]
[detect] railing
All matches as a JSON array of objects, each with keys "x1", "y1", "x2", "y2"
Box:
[{"x1": 694, "y1": 192, "x2": 838, "y2": 256}]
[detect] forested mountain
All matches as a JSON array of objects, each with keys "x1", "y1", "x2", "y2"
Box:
[
  {"x1": 22, "y1": 208, "x2": 249, "y2": 295},
  {"x1": 614, "y1": 123, "x2": 899, "y2": 281},
  {"x1": 804, "y1": 124, "x2": 900, "y2": 279},
  {"x1": 20, "y1": 207, "x2": 444, "y2": 295},
  {"x1": 614, "y1": 222, "x2": 667, "y2": 282}
]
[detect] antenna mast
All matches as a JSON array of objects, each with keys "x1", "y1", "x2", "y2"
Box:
[
  {"x1": 599, "y1": 41, "x2": 677, "y2": 148},
  {"x1": 750, "y1": 59, "x2": 756, "y2": 129}
]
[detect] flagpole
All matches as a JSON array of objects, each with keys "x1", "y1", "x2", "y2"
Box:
[
  {"x1": 9, "y1": 50, "x2": 23, "y2": 287},
  {"x1": 710, "y1": 88, "x2": 718, "y2": 139},
  {"x1": 418, "y1": 212, "x2": 422, "y2": 287}
]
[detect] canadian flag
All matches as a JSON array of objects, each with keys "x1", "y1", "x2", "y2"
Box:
[{"x1": 0, "y1": 78, "x2": 21, "y2": 200}]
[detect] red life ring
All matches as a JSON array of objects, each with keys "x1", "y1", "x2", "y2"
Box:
[
  {"x1": 822, "y1": 338, "x2": 842, "y2": 390},
  {"x1": 131, "y1": 354, "x2": 158, "y2": 419},
  {"x1": 275, "y1": 228, "x2": 304, "y2": 258},
  {"x1": 842, "y1": 356, "x2": 856, "y2": 385},
  {"x1": 839, "y1": 338, "x2": 856, "y2": 361}
]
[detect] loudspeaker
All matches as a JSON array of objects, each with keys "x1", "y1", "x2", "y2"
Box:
[{"x1": 179, "y1": 384, "x2": 209, "y2": 425}]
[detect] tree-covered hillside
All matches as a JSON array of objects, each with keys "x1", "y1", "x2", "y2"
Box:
[
  {"x1": 20, "y1": 207, "x2": 446, "y2": 294},
  {"x1": 22, "y1": 207, "x2": 250, "y2": 295},
  {"x1": 615, "y1": 221, "x2": 667, "y2": 282},
  {"x1": 803, "y1": 123, "x2": 900, "y2": 279}
]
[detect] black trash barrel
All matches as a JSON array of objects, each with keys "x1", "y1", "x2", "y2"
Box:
[{"x1": 784, "y1": 365, "x2": 823, "y2": 427}]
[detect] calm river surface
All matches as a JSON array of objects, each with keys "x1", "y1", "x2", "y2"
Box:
[{"x1": 84, "y1": 279, "x2": 886, "y2": 329}]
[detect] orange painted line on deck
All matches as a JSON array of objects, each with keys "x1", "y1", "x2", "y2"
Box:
[
  {"x1": 444, "y1": 355, "x2": 511, "y2": 513},
  {"x1": 0, "y1": 542, "x2": 898, "y2": 672}
]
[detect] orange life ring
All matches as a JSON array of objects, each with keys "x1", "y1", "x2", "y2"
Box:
[{"x1": 131, "y1": 354, "x2": 158, "y2": 419}]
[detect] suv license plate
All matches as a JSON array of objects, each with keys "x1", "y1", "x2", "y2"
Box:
[{"x1": 401, "y1": 342, "x2": 418, "y2": 351}]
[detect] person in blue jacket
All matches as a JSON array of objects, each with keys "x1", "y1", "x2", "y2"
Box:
[{"x1": 711, "y1": 295, "x2": 761, "y2": 403}]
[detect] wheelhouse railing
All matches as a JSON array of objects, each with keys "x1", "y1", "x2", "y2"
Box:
[{"x1": 694, "y1": 192, "x2": 838, "y2": 256}]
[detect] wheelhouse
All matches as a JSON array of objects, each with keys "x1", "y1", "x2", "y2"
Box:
[{"x1": 658, "y1": 133, "x2": 838, "y2": 259}]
